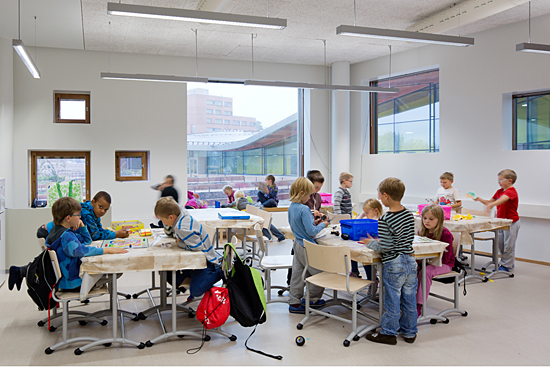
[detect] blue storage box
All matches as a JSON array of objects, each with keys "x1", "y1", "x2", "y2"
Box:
[
  {"x1": 340, "y1": 219, "x2": 378, "y2": 241},
  {"x1": 215, "y1": 200, "x2": 221, "y2": 208}
]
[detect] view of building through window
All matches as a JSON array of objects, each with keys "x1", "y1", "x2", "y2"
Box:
[
  {"x1": 371, "y1": 69, "x2": 439, "y2": 154},
  {"x1": 514, "y1": 92, "x2": 550, "y2": 150},
  {"x1": 187, "y1": 83, "x2": 301, "y2": 206}
]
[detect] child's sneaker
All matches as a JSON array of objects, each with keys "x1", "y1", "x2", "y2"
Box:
[
  {"x1": 366, "y1": 332, "x2": 397, "y2": 345},
  {"x1": 300, "y1": 298, "x2": 326, "y2": 309},
  {"x1": 403, "y1": 334, "x2": 417, "y2": 344},
  {"x1": 289, "y1": 304, "x2": 306, "y2": 314},
  {"x1": 497, "y1": 265, "x2": 511, "y2": 272}
]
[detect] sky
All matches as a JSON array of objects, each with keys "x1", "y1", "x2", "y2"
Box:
[{"x1": 188, "y1": 82, "x2": 298, "y2": 128}]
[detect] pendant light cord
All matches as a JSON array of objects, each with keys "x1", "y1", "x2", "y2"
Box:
[
  {"x1": 353, "y1": 0, "x2": 357, "y2": 26},
  {"x1": 192, "y1": 28, "x2": 198, "y2": 77},
  {"x1": 528, "y1": 1, "x2": 531, "y2": 43},
  {"x1": 18, "y1": 0, "x2": 21, "y2": 39},
  {"x1": 34, "y1": 16, "x2": 37, "y2": 61},
  {"x1": 251, "y1": 33, "x2": 257, "y2": 80},
  {"x1": 323, "y1": 39, "x2": 327, "y2": 85},
  {"x1": 267, "y1": 0, "x2": 269, "y2": 18},
  {"x1": 388, "y1": 45, "x2": 392, "y2": 88}
]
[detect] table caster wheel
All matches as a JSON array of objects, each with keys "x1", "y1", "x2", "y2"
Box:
[
  {"x1": 138, "y1": 342, "x2": 145, "y2": 349},
  {"x1": 100, "y1": 320, "x2": 108, "y2": 326},
  {"x1": 178, "y1": 335, "x2": 185, "y2": 338},
  {"x1": 204, "y1": 335, "x2": 211, "y2": 342},
  {"x1": 430, "y1": 319, "x2": 437, "y2": 325},
  {"x1": 125, "y1": 294, "x2": 131, "y2": 299},
  {"x1": 103, "y1": 343, "x2": 112, "y2": 347},
  {"x1": 188, "y1": 312, "x2": 195, "y2": 318},
  {"x1": 132, "y1": 315, "x2": 141, "y2": 322},
  {"x1": 510, "y1": 274, "x2": 515, "y2": 278},
  {"x1": 229, "y1": 335, "x2": 237, "y2": 341},
  {"x1": 138, "y1": 312, "x2": 147, "y2": 320},
  {"x1": 482, "y1": 278, "x2": 488, "y2": 283},
  {"x1": 443, "y1": 318, "x2": 450, "y2": 324},
  {"x1": 296, "y1": 323, "x2": 303, "y2": 330},
  {"x1": 146, "y1": 340, "x2": 154, "y2": 347},
  {"x1": 45, "y1": 347, "x2": 53, "y2": 355},
  {"x1": 78, "y1": 320, "x2": 87, "y2": 326},
  {"x1": 343, "y1": 340, "x2": 350, "y2": 347},
  {"x1": 74, "y1": 348, "x2": 82, "y2": 355},
  {"x1": 353, "y1": 335, "x2": 360, "y2": 341},
  {"x1": 38, "y1": 320, "x2": 45, "y2": 327},
  {"x1": 81, "y1": 299, "x2": 90, "y2": 304},
  {"x1": 277, "y1": 290, "x2": 285, "y2": 296},
  {"x1": 48, "y1": 326, "x2": 57, "y2": 332},
  {"x1": 132, "y1": 293, "x2": 139, "y2": 299},
  {"x1": 462, "y1": 311, "x2": 468, "y2": 317}
]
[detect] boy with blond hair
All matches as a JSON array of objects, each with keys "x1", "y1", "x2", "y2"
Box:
[
  {"x1": 435, "y1": 172, "x2": 462, "y2": 211},
  {"x1": 333, "y1": 172, "x2": 353, "y2": 215},
  {"x1": 364, "y1": 177, "x2": 417, "y2": 345},
  {"x1": 154, "y1": 197, "x2": 222, "y2": 298},
  {"x1": 475, "y1": 169, "x2": 520, "y2": 272}
]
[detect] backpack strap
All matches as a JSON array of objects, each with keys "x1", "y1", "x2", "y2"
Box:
[{"x1": 244, "y1": 310, "x2": 282, "y2": 360}]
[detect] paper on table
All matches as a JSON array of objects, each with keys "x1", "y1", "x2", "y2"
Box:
[{"x1": 315, "y1": 227, "x2": 332, "y2": 239}]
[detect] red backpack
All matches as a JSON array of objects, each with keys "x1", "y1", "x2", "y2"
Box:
[{"x1": 197, "y1": 287, "x2": 230, "y2": 329}]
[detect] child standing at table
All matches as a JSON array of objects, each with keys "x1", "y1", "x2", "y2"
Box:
[
  {"x1": 333, "y1": 172, "x2": 353, "y2": 215},
  {"x1": 474, "y1": 169, "x2": 520, "y2": 272},
  {"x1": 154, "y1": 197, "x2": 223, "y2": 298},
  {"x1": 9, "y1": 197, "x2": 127, "y2": 291},
  {"x1": 304, "y1": 170, "x2": 325, "y2": 224},
  {"x1": 288, "y1": 177, "x2": 330, "y2": 314},
  {"x1": 364, "y1": 177, "x2": 417, "y2": 345},
  {"x1": 435, "y1": 172, "x2": 462, "y2": 212},
  {"x1": 352, "y1": 199, "x2": 383, "y2": 280},
  {"x1": 416, "y1": 204, "x2": 454, "y2": 317}
]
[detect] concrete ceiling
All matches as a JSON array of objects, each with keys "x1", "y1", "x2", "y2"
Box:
[{"x1": 1, "y1": 0, "x2": 550, "y2": 66}]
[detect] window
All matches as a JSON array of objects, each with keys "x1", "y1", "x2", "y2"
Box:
[
  {"x1": 54, "y1": 93, "x2": 90, "y2": 124},
  {"x1": 191, "y1": 125, "x2": 195, "y2": 133},
  {"x1": 214, "y1": 101, "x2": 223, "y2": 106},
  {"x1": 206, "y1": 100, "x2": 215, "y2": 105},
  {"x1": 30, "y1": 151, "x2": 90, "y2": 205},
  {"x1": 370, "y1": 69, "x2": 439, "y2": 154},
  {"x1": 115, "y1": 151, "x2": 149, "y2": 181},
  {"x1": 232, "y1": 120, "x2": 240, "y2": 125},
  {"x1": 513, "y1": 91, "x2": 550, "y2": 150},
  {"x1": 249, "y1": 122, "x2": 256, "y2": 127},
  {"x1": 206, "y1": 109, "x2": 213, "y2": 114},
  {"x1": 224, "y1": 111, "x2": 232, "y2": 116},
  {"x1": 207, "y1": 128, "x2": 214, "y2": 132},
  {"x1": 206, "y1": 118, "x2": 212, "y2": 123},
  {"x1": 241, "y1": 121, "x2": 247, "y2": 126},
  {"x1": 215, "y1": 110, "x2": 222, "y2": 115},
  {"x1": 224, "y1": 119, "x2": 230, "y2": 124},
  {"x1": 224, "y1": 102, "x2": 232, "y2": 107},
  {"x1": 215, "y1": 119, "x2": 223, "y2": 124}
]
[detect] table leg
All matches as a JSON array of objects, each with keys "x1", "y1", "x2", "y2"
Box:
[
  {"x1": 417, "y1": 258, "x2": 446, "y2": 324},
  {"x1": 356, "y1": 263, "x2": 382, "y2": 338},
  {"x1": 459, "y1": 234, "x2": 487, "y2": 284}
]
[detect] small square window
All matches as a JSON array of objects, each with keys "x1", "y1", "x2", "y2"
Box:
[
  {"x1": 54, "y1": 93, "x2": 90, "y2": 123},
  {"x1": 115, "y1": 151, "x2": 149, "y2": 181},
  {"x1": 215, "y1": 110, "x2": 222, "y2": 115},
  {"x1": 206, "y1": 109, "x2": 213, "y2": 114}
]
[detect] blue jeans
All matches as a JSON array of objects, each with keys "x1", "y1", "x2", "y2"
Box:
[
  {"x1": 172, "y1": 262, "x2": 223, "y2": 298},
  {"x1": 258, "y1": 192, "x2": 277, "y2": 208},
  {"x1": 263, "y1": 224, "x2": 285, "y2": 241},
  {"x1": 380, "y1": 254, "x2": 418, "y2": 338}
]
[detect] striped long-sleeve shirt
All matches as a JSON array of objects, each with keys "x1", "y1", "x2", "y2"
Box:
[
  {"x1": 333, "y1": 187, "x2": 352, "y2": 215},
  {"x1": 164, "y1": 209, "x2": 220, "y2": 267},
  {"x1": 367, "y1": 208, "x2": 414, "y2": 263}
]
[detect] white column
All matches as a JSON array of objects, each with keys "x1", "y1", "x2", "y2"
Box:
[
  {"x1": 331, "y1": 61, "x2": 350, "y2": 193},
  {"x1": 0, "y1": 37, "x2": 14, "y2": 208}
]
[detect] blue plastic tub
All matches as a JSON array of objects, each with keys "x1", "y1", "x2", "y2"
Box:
[
  {"x1": 340, "y1": 219, "x2": 378, "y2": 241},
  {"x1": 215, "y1": 200, "x2": 221, "y2": 208}
]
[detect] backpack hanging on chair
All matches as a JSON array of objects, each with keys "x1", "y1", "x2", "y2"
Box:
[{"x1": 222, "y1": 242, "x2": 281, "y2": 360}]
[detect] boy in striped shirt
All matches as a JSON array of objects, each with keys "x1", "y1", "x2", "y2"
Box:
[{"x1": 365, "y1": 177, "x2": 418, "y2": 345}]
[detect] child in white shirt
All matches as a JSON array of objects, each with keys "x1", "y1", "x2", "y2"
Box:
[{"x1": 435, "y1": 172, "x2": 462, "y2": 212}]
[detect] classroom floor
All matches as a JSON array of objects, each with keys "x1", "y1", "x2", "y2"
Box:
[{"x1": 1, "y1": 239, "x2": 549, "y2": 366}]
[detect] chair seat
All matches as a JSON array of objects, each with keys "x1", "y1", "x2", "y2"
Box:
[
  {"x1": 473, "y1": 232, "x2": 495, "y2": 241},
  {"x1": 56, "y1": 285, "x2": 109, "y2": 300},
  {"x1": 306, "y1": 272, "x2": 372, "y2": 293},
  {"x1": 261, "y1": 255, "x2": 294, "y2": 269},
  {"x1": 433, "y1": 270, "x2": 460, "y2": 279}
]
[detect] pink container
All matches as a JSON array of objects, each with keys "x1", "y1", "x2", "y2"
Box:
[
  {"x1": 418, "y1": 204, "x2": 452, "y2": 220},
  {"x1": 319, "y1": 193, "x2": 333, "y2": 205}
]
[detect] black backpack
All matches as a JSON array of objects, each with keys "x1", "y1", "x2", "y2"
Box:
[
  {"x1": 26, "y1": 250, "x2": 58, "y2": 311},
  {"x1": 433, "y1": 258, "x2": 467, "y2": 296}
]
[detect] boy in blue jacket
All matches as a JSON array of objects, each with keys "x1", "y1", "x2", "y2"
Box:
[{"x1": 9, "y1": 197, "x2": 126, "y2": 291}]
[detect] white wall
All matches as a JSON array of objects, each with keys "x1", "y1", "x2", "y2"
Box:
[
  {"x1": 10, "y1": 47, "x2": 328, "y2": 225},
  {"x1": 350, "y1": 14, "x2": 550, "y2": 262},
  {"x1": 0, "y1": 37, "x2": 14, "y2": 208}
]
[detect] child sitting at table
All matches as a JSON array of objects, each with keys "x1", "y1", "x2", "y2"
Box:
[
  {"x1": 474, "y1": 169, "x2": 520, "y2": 272},
  {"x1": 435, "y1": 172, "x2": 462, "y2": 212},
  {"x1": 351, "y1": 199, "x2": 383, "y2": 282},
  {"x1": 257, "y1": 175, "x2": 279, "y2": 208},
  {"x1": 220, "y1": 185, "x2": 235, "y2": 208},
  {"x1": 364, "y1": 177, "x2": 417, "y2": 345},
  {"x1": 288, "y1": 177, "x2": 330, "y2": 314},
  {"x1": 416, "y1": 204, "x2": 455, "y2": 317},
  {"x1": 9, "y1": 197, "x2": 127, "y2": 291},
  {"x1": 154, "y1": 197, "x2": 223, "y2": 299}
]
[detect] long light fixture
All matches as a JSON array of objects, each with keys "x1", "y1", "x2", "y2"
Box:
[
  {"x1": 336, "y1": 25, "x2": 474, "y2": 47},
  {"x1": 107, "y1": 2, "x2": 286, "y2": 30},
  {"x1": 13, "y1": 39, "x2": 41, "y2": 78},
  {"x1": 516, "y1": 2, "x2": 550, "y2": 54},
  {"x1": 100, "y1": 72, "x2": 207, "y2": 83},
  {"x1": 244, "y1": 80, "x2": 399, "y2": 93}
]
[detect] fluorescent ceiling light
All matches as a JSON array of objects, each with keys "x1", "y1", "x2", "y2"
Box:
[
  {"x1": 244, "y1": 80, "x2": 399, "y2": 93},
  {"x1": 107, "y1": 2, "x2": 286, "y2": 29},
  {"x1": 100, "y1": 72, "x2": 208, "y2": 83},
  {"x1": 516, "y1": 42, "x2": 550, "y2": 54},
  {"x1": 12, "y1": 39, "x2": 40, "y2": 78},
  {"x1": 336, "y1": 25, "x2": 474, "y2": 47}
]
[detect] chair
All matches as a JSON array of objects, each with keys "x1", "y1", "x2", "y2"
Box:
[
  {"x1": 297, "y1": 240, "x2": 373, "y2": 347},
  {"x1": 45, "y1": 250, "x2": 110, "y2": 354},
  {"x1": 235, "y1": 206, "x2": 273, "y2": 263},
  {"x1": 417, "y1": 232, "x2": 468, "y2": 325},
  {"x1": 253, "y1": 224, "x2": 293, "y2": 303}
]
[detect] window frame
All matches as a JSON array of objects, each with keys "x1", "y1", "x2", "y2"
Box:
[
  {"x1": 30, "y1": 150, "x2": 91, "y2": 204},
  {"x1": 512, "y1": 90, "x2": 550, "y2": 150},
  {"x1": 115, "y1": 151, "x2": 149, "y2": 182},
  {"x1": 54, "y1": 92, "x2": 91, "y2": 124}
]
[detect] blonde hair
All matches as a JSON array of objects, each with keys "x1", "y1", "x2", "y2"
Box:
[
  {"x1": 52, "y1": 197, "x2": 81, "y2": 226},
  {"x1": 498, "y1": 169, "x2": 517, "y2": 184},
  {"x1": 419, "y1": 204, "x2": 445, "y2": 240},
  {"x1": 339, "y1": 172, "x2": 353, "y2": 184},
  {"x1": 154, "y1": 197, "x2": 181, "y2": 218},
  {"x1": 363, "y1": 198, "x2": 383, "y2": 218},
  {"x1": 235, "y1": 190, "x2": 245, "y2": 199},
  {"x1": 290, "y1": 177, "x2": 315, "y2": 203},
  {"x1": 440, "y1": 172, "x2": 454, "y2": 181},
  {"x1": 378, "y1": 177, "x2": 405, "y2": 202},
  {"x1": 222, "y1": 185, "x2": 233, "y2": 194}
]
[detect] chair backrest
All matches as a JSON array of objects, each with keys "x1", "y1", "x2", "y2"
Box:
[
  {"x1": 328, "y1": 213, "x2": 351, "y2": 224},
  {"x1": 253, "y1": 224, "x2": 267, "y2": 255},
  {"x1": 245, "y1": 205, "x2": 259, "y2": 216},
  {"x1": 303, "y1": 240, "x2": 351, "y2": 274},
  {"x1": 254, "y1": 208, "x2": 273, "y2": 229},
  {"x1": 38, "y1": 238, "x2": 47, "y2": 251},
  {"x1": 47, "y1": 250, "x2": 62, "y2": 282},
  {"x1": 450, "y1": 232, "x2": 462, "y2": 258}
]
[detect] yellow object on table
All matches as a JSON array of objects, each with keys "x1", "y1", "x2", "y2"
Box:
[
  {"x1": 139, "y1": 228, "x2": 152, "y2": 237},
  {"x1": 112, "y1": 220, "x2": 144, "y2": 232},
  {"x1": 452, "y1": 214, "x2": 473, "y2": 221}
]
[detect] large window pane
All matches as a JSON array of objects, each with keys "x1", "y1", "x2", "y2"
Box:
[{"x1": 514, "y1": 93, "x2": 550, "y2": 150}]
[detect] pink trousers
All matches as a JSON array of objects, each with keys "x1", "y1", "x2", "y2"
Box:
[{"x1": 416, "y1": 264, "x2": 452, "y2": 305}]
